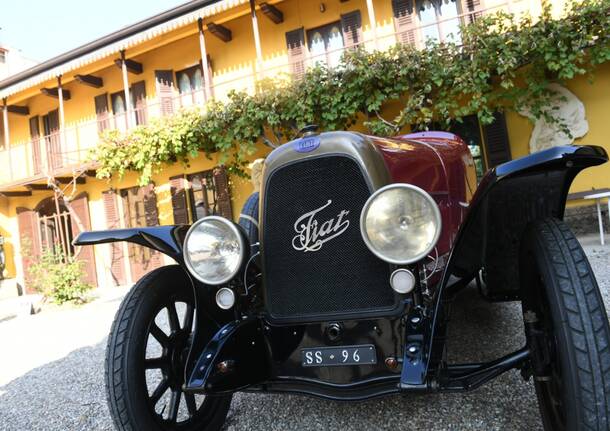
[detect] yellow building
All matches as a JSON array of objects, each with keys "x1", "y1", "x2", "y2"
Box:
[{"x1": 0, "y1": 0, "x2": 607, "y2": 292}]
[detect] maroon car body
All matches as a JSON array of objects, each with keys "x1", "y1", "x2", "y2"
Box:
[{"x1": 75, "y1": 130, "x2": 609, "y2": 430}]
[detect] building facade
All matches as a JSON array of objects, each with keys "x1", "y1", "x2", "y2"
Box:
[
  {"x1": 0, "y1": 44, "x2": 38, "y2": 81},
  {"x1": 0, "y1": 0, "x2": 607, "y2": 292}
]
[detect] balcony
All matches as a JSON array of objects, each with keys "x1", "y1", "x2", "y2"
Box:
[{"x1": 0, "y1": 0, "x2": 536, "y2": 188}]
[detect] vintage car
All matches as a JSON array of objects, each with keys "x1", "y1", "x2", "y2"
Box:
[{"x1": 76, "y1": 129, "x2": 610, "y2": 430}]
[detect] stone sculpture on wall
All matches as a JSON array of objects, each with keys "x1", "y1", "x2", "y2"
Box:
[{"x1": 520, "y1": 83, "x2": 589, "y2": 153}]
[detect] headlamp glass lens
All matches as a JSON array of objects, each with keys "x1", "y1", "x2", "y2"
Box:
[
  {"x1": 185, "y1": 217, "x2": 243, "y2": 285},
  {"x1": 362, "y1": 185, "x2": 441, "y2": 264}
]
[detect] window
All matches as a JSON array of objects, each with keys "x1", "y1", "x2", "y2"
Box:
[
  {"x1": 177, "y1": 65, "x2": 203, "y2": 94},
  {"x1": 421, "y1": 113, "x2": 510, "y2": 182},
  {"x1": 35, "y1": 197, "x2": 75, "y2": 257},
  {"x1": 110, "y1": 81, "x2": 147, "y2": 128},
  {"x1": 176, "y1": 65, "x2": 204, "y2": 106},
  {"x1": 111, "y1": 91, "x2": 128, "y2": 130},
  {"x1": 418, "y1": 1, "x2": 462, "y2": 44},
  {"x1": 307, "y1": 22, "x2": 344, "y2": 68},
  {"x1": 170, "y1": 167, "x2": 232, "y2": 224},
  {"x1": 413, "y1": 116, "x2": 486, "y2": 180},
  {"x1": 443, "y1": 115, "x2": 486, "y2": 180},
  {"x1": 187, "y1": 170, "x2": 218, "y2": 221},
  {"x1": 0, "y1": 50, "x2": 6, "y2": 64},
  {"x1": 111, "y1": 92, "x2": 126, "y2": 115}
]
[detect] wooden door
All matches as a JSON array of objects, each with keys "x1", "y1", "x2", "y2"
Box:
[
  {"x1": 17, "y1": 207, "x2": 42, "y2": 293},
  {"x1": 170, "y1": 175, "x2": 189, "y2": 225},
  {"x1": 102, "y1": 190, "x2": 126, "y2": 286},
  {"x1": 121, "y1": 184, "x2": 162, "y2": 282},
  {"x1": 29, "y1": 116, "x2": 43, "y2": 174},
  {"x1": 70, "y1": 192, "x2": 97, "y2": 286},
  {"x1": 131, "y1": 81, "x2": 147, "y2": 126},
  {"x1": 43, "y1": 110, "x2": 62, "y2": 170}
]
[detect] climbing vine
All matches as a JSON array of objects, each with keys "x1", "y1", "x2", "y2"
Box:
[{"x1": 93, "y1": 0, "x2": 610, "y2": 185}]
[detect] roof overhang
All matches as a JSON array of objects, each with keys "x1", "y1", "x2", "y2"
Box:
[{"x1": 0, "y1": 0, "x2": 250, "y2": 100}]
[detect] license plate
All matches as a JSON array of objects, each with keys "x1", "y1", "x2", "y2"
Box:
[{"x1": 301, "y1": 344, "x2": 377, "y2": 367}]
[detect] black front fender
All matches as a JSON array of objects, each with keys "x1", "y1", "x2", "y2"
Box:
[
  {"x1": 420, "y1": 144, "x2": 608, "y2": 385},
  {"x1": 447, "y1": 144, "x2": 607, "y2": 300},
  {"x1": 74, "y1": 225, "x2": 190, "y2": 263}
]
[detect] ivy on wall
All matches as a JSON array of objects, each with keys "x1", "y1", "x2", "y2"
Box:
[{"x1": 93, "y1": 0, "x2": 610, "y2": 185}]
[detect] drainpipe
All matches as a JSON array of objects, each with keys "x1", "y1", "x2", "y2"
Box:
[
  {"x1": 120, "y1": 50, "x2": 131, "y2": 129},
  {"x1": 198, "y1": 18, "x2": 213, "y2": 102},
  {"x1": 249, "y1": 0, "x2": 264, "y2": 79},
  {"x1": 365, "y1": 0, "x2": 379, "y2": 49},
  {"x1": 2, "y1": 99, "x2": 12, "y2": 181}
]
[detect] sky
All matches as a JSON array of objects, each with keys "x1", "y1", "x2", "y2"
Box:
[{"x1": 1, "y1": 0, "x2": 187, "y2": 62}]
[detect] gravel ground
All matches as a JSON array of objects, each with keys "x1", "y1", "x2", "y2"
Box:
[{"x1": 0, "y1": 234, "x2": 608, "y2": 431}]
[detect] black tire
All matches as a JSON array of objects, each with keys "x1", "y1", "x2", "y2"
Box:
[
  {"x1": 105, "y1": 265, "x2": 232, "y2": 431},
  {"x1": 238, "y1": 192, "x2": 259, "y2": 246},
  {"x1": 520, "y1": 218, "x2": 610, "y2": 430}
]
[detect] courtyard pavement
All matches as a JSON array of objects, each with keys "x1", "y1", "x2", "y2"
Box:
[{"x1": 0, "y1": 233, "x2": 608, "y2": 430}]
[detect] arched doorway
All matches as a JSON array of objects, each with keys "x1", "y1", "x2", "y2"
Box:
[
  {"x1": 35, "y1": 196, "x2": 74, "y2": 257},
  {"x1": 17, "y1": 193, "x2": 97, "y2": 292}
]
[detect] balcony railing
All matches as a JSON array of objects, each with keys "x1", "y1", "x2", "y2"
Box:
[{"x1": 0, "y1": 0, "x2": 537, "y2": 186}]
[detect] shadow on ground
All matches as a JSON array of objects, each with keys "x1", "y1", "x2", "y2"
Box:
[{"x1": 0, "y1": 285, "x2": 542, "y2": 431}]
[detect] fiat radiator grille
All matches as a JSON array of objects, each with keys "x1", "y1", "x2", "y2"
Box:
[{"x1": 262, "y1": 155, "x2": 397, "y2": 322}]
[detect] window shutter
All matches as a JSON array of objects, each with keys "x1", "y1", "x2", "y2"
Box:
[
  {"x1": 170, "y1": 175, "x2": 189, "y2": 225},
  {"x1": 29, "y1": 116, "x2": 43, "y2": 175},
  {"x1": 102, "y1": 190, "x2": 126, "y2": 286},
  {"x1": 340, "y1": 10, "x2": 363, "y2": 49},
  {"x1": 213, "y1": 166, "x2": 233, "y2": 220},
  {"x1": 462, "y1": 0, "x2": 485, "y2": 23},
  {"x1": 155, "y1": 70, "x2": 175, "y2": 116},
  {"x1": 141, "y1": 184, "x2": 163, "y2": 270},
  {"x1": 69, "y1": 192, "x2": 97, "y2": 286},
  {"x1": 130, "y1": 81, "x2": 147, "y2": 125},
  {"x1": 483, "y1": 112, "x2": 512, "y2": 168},
  {"x1": 141, "y1": 183, "x2": 160, "y2": 227},
  {"x1": 44, "y1": 110, "x2": 62, "y2": 170},
  {"x1": 94, "y1": 93, "x2": 110, "y2": 133},
  {"x1": 17, "y1": 207, "x2": 41, "y2": 292},
  {"x1": 285, "y1": 28, "x2": 306, "y2": 79},
  {"x1": 392, "y1": 0, "x2": 418, "y2": 45}
]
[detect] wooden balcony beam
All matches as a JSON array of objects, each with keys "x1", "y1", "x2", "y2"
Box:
[
  {"x1": 41, "y1": 87, "x2": 71, "y2": 100},
  {"x1": 0, "y1": 191, "x2": 32, "y2": 197},
  {"x1": 74, "y1": 74, "x2": 104, "y2": 88},
  {"x1": 207, "y1": 22, "x2": 232, "y2": 42},
  {"x1": 55, "y1": 176, "x2": 86, "y2": 184},
  {"x1": 26, "y1": 184, "x2": 52, "y2": 191},
  {"x1": 114, "y1": 58, "x2": 143, "y2": 75},
  {"x1": 7, "y1": 105, "x2": 29, "y2": 116},
  {"x1": 260, "y1": 3, "x2": 284, "y2": 24}
]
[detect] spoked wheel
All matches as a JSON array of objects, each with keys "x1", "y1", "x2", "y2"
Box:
[
  {"x1": 106, "y1": 265, "x2": 232, "y2": 431},
  {"x1": 520, "y1": 218, "x2": 610, "y2": 430}
]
